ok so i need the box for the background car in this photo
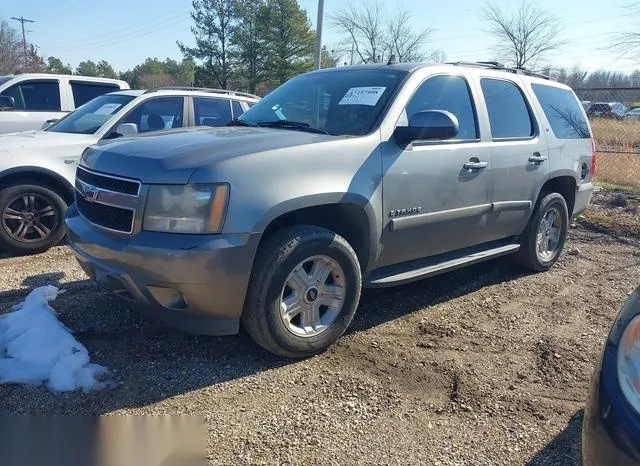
[0,86,259,255]
[0,74,129,134]
[587,102,627,119]
[625,107,640,121]
[583,286,640,466]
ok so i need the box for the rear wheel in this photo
[242,225,362,358]
[0,184,68,255]
[517,192,569,272]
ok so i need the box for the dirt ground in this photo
[0,192,639,465]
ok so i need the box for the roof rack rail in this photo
[144,86,260,99]
[446,61,553,81]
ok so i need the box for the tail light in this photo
[591,139,597,177]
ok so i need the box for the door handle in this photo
[463,160,488,170]
[528,152,548,164]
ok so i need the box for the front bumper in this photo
[65,203,260,336]
[573,182,593,217]
[583,349,640,465]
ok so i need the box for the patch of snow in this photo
[0,285,110,392]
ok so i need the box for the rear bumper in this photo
[65,203,260,336]
[573,182,593,217]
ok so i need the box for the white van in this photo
[0,74,129,134]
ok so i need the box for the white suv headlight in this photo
[143,184,229,234]
[618,313,640,414]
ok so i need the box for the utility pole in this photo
[11,16,35,69]
[314,0,325,70]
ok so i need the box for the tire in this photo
[516,192,569,272]
[242,225,362,358]
[0,183,68,255]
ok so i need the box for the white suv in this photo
[0,74,130,134]
[0,87,259,254]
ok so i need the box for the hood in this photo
[0,130,95,154]
[82,126,342,184]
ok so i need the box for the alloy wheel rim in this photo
[1,193,58,244]
[536,206,563,262]
[278,255,346,337]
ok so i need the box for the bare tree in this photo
[0,20,25,74]
[384,9,432,62]
[331,1,433,64]
[331,0,386,64]
[481,1,564,69]
[615,2,640,58]
[426,49,447,64]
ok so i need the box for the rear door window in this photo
[71,81,121,107]
[0,80,61,111]
[531,84,590,139]
[194,98,232,127]
[480,78,534,139]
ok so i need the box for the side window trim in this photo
[401,73,482,145]
[479,76,539,142]
[1,79,62,112]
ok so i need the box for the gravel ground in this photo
[1,198,639,465]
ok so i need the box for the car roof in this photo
[313,61,555,81]
[4,73,128,85]
[107,88,260,101]
[109,89,146,97]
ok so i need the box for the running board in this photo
[364,241,520,288]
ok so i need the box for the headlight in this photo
[618,313,640,414]
[143,184,229,234]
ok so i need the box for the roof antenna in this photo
[387,54,398,65]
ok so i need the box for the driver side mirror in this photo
[394,110,459,148]
[0,95,15,111]
[115,123,138,138]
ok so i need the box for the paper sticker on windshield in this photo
[338,87,386,106]
[94,103,123,115]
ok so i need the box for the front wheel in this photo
[0,184,68,255]
[517,192,569,272]
[242,225,362,358]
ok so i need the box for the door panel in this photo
[380,142,493,266]
[488,138,549,238]
[380,74,493,267]
[478,77,550,239]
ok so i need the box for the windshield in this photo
[238,69,408,136]
[0,76,12,86]
[48,94,135,134]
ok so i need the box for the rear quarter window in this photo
[531,84,590,139]
[71,81,121,107]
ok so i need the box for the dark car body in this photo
[583,287,640,465]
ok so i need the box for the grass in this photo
[591,118,640,148]
[594,181,640,193]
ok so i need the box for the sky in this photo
[0,0,636,73]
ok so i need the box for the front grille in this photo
[76,167,140,195]
[76,195,134,233]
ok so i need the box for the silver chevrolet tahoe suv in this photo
[65,62,595,358]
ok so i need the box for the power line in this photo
[11,16,35,69]
[44,8,191,51]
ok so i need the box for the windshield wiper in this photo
[226,118,259,127]
[257,120,330,135]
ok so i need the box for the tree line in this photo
[2,0,640,94]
